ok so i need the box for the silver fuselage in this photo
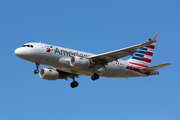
[15,42,157,78]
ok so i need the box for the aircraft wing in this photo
[89,32,160,63]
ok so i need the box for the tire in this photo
[34,70,39,74]
[91,75,96,81]
[70,81,79,88]
[94,73,99,79]
[70,82,75,88]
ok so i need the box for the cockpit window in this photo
[22,45,34,48]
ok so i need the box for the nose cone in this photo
[14,48,22,57]
[14,47,27,58]
[15,47,38,62]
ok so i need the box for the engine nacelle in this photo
[39,68,59,80]
[70,56,90,69]
[58,57,72,68]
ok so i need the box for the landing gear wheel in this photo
[34,63,40,74]
[91,73,99,81]
[91,76,96,81]
[70,81,79,88]
[34,70,39,74]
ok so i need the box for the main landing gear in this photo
[70,77,79,88]
[70,81,79,88]
[70,73,99,88]
[34,62,40,74]
[91,73,100,81]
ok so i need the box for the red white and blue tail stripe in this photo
[128,38,157,68]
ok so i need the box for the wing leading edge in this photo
[89,32,160,63]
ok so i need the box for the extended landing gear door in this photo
[39,42,45,54]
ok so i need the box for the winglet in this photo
[151,31,160,41]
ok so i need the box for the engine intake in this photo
[39,68,59,80]
[70,56,90,69]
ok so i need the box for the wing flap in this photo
[141,63,171,71]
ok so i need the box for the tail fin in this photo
[128,38,157,68]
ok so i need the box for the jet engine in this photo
[58,57,72,68]
[70,56,90,69]
[39,68,59,80]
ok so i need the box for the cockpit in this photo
[22,44,34,48]
[15,43,40,63]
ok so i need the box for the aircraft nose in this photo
[14,48,26,58]
[14,48,21,56]
[15,47,37,61]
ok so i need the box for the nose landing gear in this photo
[34,63,40,74]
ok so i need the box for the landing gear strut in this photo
[34,62,40,74]
[91,73,99,81]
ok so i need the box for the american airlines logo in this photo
[46,46,53,52]
[54,47,90,58]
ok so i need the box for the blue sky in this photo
[0,0,179,120]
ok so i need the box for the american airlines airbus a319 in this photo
[15,32,171,88]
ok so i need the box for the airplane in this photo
[14,31,171,88]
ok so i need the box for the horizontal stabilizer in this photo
[141,63,171,71]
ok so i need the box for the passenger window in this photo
[31,45,33,48]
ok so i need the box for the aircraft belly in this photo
[126,71,142,77]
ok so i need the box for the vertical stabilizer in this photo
[128,32,159,68]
